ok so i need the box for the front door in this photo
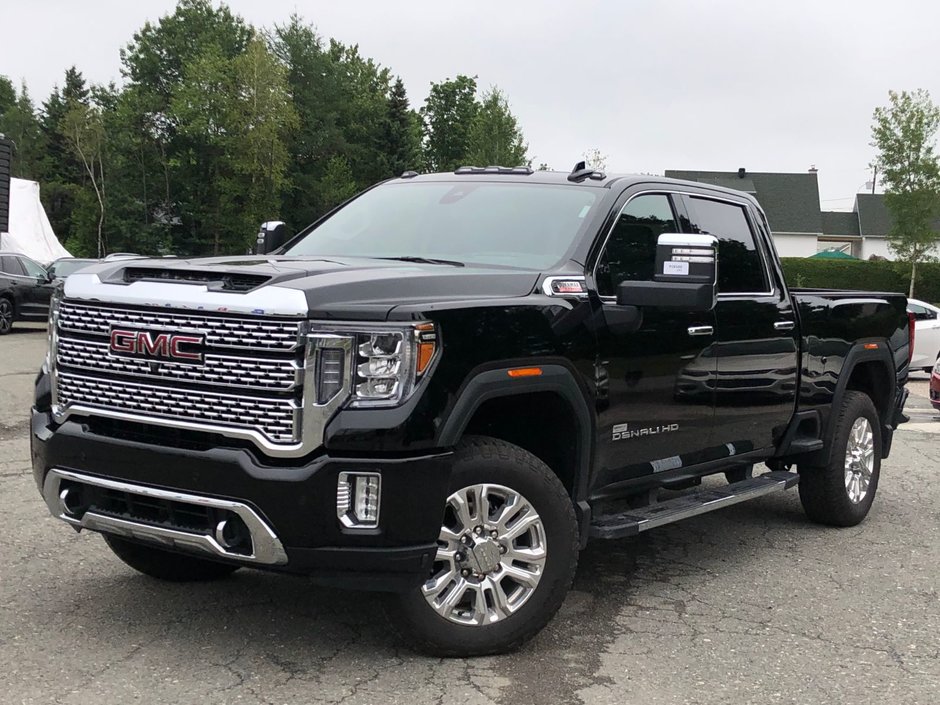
[588,191,718,493]
[682,195,799,457]
[16,255,53,318]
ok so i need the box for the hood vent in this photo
[123,268,270,292]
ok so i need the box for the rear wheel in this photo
[394,437,579,657]
[103,535,240,582]
[798,391,881,527]
[0,297,14,335]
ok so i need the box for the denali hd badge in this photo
[612,422,679,441]
[108,327,205,365]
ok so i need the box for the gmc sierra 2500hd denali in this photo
[32,164,912,656]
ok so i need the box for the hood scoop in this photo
[123,267,271,292]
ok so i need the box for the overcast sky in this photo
[2,0,938,210]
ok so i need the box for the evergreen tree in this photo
[0,81,44,178]
[384,77,422,175]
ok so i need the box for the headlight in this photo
[933,357,940,375]
[309,322,438,410]
[350,323,438,407]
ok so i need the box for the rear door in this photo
[0,255,30,318]
[587,190,718,493]
[681,195,799,457]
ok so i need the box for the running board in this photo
[590,471,800,540]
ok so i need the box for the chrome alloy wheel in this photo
[844,417,875,504]
[422,483,548,626]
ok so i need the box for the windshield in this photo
[50,259,95,278]
[284,181,600,269]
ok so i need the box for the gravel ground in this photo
[2,324,937,704]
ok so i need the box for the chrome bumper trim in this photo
[42,468,288,566]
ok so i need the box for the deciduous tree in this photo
[465,87,528,168]
[871,89,940,297]
[421,75,479,171]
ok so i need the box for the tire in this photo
[393,436,579,657]
[0,297,14,335]
[103,534,240,582]
[798,391,881,527]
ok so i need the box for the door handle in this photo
[774,320,795,331]
[687,325,714,336]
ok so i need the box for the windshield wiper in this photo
[377,256,465,267]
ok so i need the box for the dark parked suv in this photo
[0,252,54,334]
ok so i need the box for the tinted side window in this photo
[596,194,677,296]
[19,257,46,278]
[688,197,767,293]
[909,304,937,321]
[1,255,25,275]
[19,257,46,277]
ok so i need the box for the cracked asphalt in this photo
[2,323,938,704]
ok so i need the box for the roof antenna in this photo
[572,160,586,173]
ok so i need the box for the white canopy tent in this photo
[0,178,71,263]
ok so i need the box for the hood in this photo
[64,255,541,320]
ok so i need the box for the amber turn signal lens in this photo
[507,367,543,378]
[416,342,435,375]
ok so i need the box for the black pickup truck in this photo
[31,165,912,656]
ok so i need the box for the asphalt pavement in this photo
[2,324,938,704]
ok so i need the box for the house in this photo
[664,168,893,259]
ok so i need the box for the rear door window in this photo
[686,197,768,294]
[1,255,25,276]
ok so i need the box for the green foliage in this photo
[465,87,528,168]
[0,76,15,114]
[319,155,358,211]
[780,257,940,303]
[12,2,530,257]
[0,80,44,178]
[384,77,422,176]
[871,89,940,296]
[421,75,479,171]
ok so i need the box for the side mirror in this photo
[255,221,291,255]
[616,234,718,311]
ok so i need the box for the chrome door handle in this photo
[774,320,795,331]
[687,325,714,336]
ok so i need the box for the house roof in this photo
[854,193,892,237]
[665,169,822,234]
[821,211,860,237]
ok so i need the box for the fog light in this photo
[337,472,381,528]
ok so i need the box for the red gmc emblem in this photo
[109,328,205,365]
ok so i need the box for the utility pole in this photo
[871,166,877,194]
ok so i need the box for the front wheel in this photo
[798,391,881,527]
[393,437,579,657]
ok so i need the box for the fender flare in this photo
[438,364,594,504]
[811,341,897,465]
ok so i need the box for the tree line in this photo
[0,0,529,258]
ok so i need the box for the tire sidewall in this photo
[397,438,578,656]
[800,391,882,525]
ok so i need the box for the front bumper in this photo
[31,408,453,591]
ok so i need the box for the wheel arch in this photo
[813,342,896,465]
[438,364,594,506]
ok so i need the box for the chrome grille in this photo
[53,300,306,447]
[57,338,300,391]
[58,301,301,351]
[57,373,298,443]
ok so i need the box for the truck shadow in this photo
[33,491,813,703]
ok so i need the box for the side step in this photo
[590,471,800,540]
